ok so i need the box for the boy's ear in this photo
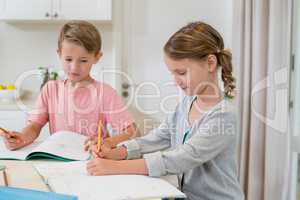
[94,51,103,63]
[56,49,61,57]
[207,54,217,73]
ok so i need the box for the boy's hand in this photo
[86,158,119,176]
[2,131,27,150]
[84,135,97,152]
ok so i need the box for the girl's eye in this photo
[65,58,72,62]
[178,72,186,75]
[81,60,88,63]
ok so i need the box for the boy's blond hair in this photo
[58,20,101,55]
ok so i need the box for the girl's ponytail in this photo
[217,49,235,98]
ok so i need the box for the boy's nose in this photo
[70,62,79,70]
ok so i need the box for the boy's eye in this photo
[178,71,186,75]
[81,60,88,63]
[65,58,72,62]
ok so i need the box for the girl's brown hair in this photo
[58,20,101,55]
[164,21,235,98]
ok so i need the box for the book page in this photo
[30,131,90,161]
[48,175,186,200]
[0,138,41,160]
[34,162,185,200]
[34,161,88,182]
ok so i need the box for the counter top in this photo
[0,90,38,111]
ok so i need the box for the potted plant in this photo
[38,67,59,90]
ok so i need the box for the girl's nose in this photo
[174,76,183,86]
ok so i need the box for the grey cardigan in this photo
[120,96,244,200]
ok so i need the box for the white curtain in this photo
[233,0,292,199]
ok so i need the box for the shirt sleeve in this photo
[143,112,237,177]
[27,83,50,126]
[104,88,134,134]
[119,108,178,159]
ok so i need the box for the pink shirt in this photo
[28,79,134,137]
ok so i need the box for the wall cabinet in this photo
[0,0,112,21]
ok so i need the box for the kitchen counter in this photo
[0,90,38,111]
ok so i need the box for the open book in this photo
[0,131,90,161]
[34,162,186,200]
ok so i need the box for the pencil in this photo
[3,170,8,186]
[0,127,9,134]
[97,120,102,152]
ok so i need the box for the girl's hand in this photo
[88,138,113,157]
[3,131,27,150]
[102,138,115,148]
[91,143,127,160]
[84,136,114,152]
[89,138,113,157]
[86,158,119,176]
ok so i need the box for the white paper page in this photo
[34,161,88,182]
[0,138,41,160]
[31,131,90,161]
[34,162,185,199]
[48,175,186,200]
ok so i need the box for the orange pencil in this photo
[97,120,102,152]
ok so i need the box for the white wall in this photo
[124,0,233,83]
[120,0,233,123]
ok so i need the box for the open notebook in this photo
[0,131,90,161]
[34,162,186,200]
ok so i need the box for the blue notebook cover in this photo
[0,186,78,200]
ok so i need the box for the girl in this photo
[2,20,137,152]
[87,21,244,200]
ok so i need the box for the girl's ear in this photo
[207,54,218,73]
